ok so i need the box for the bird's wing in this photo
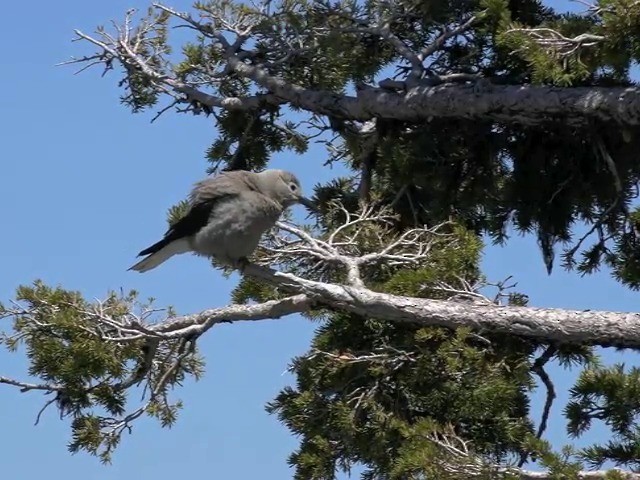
[137,171,255,257]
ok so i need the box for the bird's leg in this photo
[217,255,250,272]
[232,256,250,273]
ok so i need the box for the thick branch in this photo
[68,8,640,126]
[209,54,640,125]
[155,294,311,337]
[353,83,640,125]
[240,264,640,349]
[171,73,640,125]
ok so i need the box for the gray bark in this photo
[72,19,640,127]
[153,264,640,349]
[204,57,640,124]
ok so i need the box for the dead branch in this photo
[505,27,604,58]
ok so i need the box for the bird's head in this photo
[256,169,316,211]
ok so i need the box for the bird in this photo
[128,169,315,273]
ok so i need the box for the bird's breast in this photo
[192,194,282,260]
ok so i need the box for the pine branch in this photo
[65,5,640,126]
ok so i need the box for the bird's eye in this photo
[289,183,298,192]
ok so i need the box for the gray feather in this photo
[129,169,314,272]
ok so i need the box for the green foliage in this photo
[566,364,640,469]
[206,110,308,173]
[606,207,640,289]
[263,224,542,479]
[522,438,585,479]
[385,225,483,298]
[268,316,536,478]
[0,281,204,463]
[167,199,191,226]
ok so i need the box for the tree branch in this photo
[532,346,557,440]
[0,376,62,393]
[420,15,478,61]
[240,263,640,348]
[159,211,640,349]
[155,294,311,338]
[5,213,640,351]
[66,7,640,126]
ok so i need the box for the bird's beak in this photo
[298,196,319,213]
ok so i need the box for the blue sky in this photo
[0,0,638,478]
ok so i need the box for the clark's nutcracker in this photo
[129,169,314,272]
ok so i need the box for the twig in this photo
[34,397,58,426]
[519,345,557,467]
[532,345,557,439]
[505,27,604,58]
[565,134,629,262]
[0,376,62,393]
[420,15,478,61]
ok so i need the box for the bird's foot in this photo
[233,257,250,273]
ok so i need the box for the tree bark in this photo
[168,72,640,126]
[72,12,640,127]
[154,264,640,349]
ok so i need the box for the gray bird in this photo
[129,169,314,273]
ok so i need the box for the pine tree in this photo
[3,1,640,477]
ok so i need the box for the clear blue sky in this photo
[0,1,637,478]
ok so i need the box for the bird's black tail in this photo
[129,237,191,272]
[138,237,172,257]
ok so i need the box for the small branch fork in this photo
[505,27,604,59]
[532,346,558,440]
[61,5,284,119]
[517,345,558,467]
[259,202,451,288]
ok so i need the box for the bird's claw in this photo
[234,257,249,273]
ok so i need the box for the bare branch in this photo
[420,15,478,61]
[261,206,452,288]
[0,376,62,393]
[156,294,311,338]
[532,346,557,440]
[514,470,640,479]
[505,27,605,58]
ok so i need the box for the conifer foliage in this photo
[3,1,640,478]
